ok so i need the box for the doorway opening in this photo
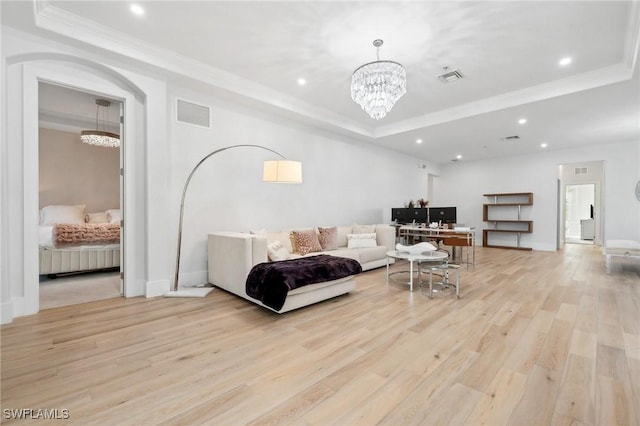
[38,82,124,309]
[565,183,595,245]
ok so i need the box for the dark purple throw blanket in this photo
[246,255,362,311]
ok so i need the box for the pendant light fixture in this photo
[80,99,120,148]
[351,39,407,120]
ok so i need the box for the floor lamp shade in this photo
[263,160,302,183]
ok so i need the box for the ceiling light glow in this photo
[456,154,462,159]
[297,78,306,86]
[540,143,548,148]
[130,4,145,16]
[559,57,572,66]
[518,118,527,124]
[416,139,423,144]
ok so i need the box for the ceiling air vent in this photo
[501,135,520,141]
[176,99,210,128]
[574,167,588,175]
[437,67,464,84]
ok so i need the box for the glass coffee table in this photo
[386,250,448,291]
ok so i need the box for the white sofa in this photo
[207,225,396,313]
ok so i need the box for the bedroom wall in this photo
[39,128,120,214]
[432,139,640,251]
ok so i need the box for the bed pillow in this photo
[106,209,121,224]
[85,212,110,224]
[291,229,322,255]
[40,204,86,225]
[317,226,338,251]
[347,232,377,249]
[267,240,290,261]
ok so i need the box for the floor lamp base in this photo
[164,287,214,298]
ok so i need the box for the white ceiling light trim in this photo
[351,39,406,120]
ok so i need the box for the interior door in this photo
[119,101,125,295]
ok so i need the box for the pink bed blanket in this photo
[53,223,120,248]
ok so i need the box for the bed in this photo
[39,205,121,276]
[604,239,640,272]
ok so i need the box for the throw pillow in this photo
[353,224,376,234]
[291,229,322,255]
[317,226,338,250]
[346,232,377,249]
[267,240,290,261]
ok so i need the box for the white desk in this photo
[386,250,448,291]
[397,226,475,268]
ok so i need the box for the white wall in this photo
[433,140,640,251]
[168,86,430,285]
[39,128,120,213]
[1,26,430,321]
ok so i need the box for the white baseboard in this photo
[145,279,170,298]
[1,300,14,324]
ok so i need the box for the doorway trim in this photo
[21,61,139,315]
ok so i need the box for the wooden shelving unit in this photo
[482,192,533,250]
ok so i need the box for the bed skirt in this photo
[39,247,120,275]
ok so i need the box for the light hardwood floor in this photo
[2,245,639,425]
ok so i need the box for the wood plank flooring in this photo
[2,244,639,425]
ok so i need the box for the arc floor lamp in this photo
[165,144,302,297]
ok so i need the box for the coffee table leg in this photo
[409,260,414,292]
[386,256,390,284]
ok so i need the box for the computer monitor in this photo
[428,207,457,224]
[408,208,428,223]
[391,208,407,223]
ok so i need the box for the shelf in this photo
[485,220,533,233]
[482,192,533,250]
[483,192,533,205]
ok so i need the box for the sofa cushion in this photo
[357,246,389,264]
[326,249,360,262]
[266,231,294,253]
[336,226,352,247]
[347,233,377,249]
[291,229,323,255]
[267,240,290,261]
[317,226,338,250]
[353,223,376,234]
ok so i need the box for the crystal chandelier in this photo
[81,99,120,148]
[351,39,406,120]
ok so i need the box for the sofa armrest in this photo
[376,225,396,252]
[208,232,268,295]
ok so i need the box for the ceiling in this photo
[3,1,639,163]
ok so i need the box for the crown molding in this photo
[32,1,373,138]
[374,63,634,138]
[623,0,640,71]
[39,108,119,134]
[32,0,639,141]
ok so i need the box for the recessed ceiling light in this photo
[130,4,145,16]
[297,78,306,86]
[540,143,548,148]
[518,118,527,125]
[559,57,572,67]
[416,138,423,144]
[456,154,462,159]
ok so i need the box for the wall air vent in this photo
[437,67,464,83]
[574,167,588,175]
[176,99,211,128]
